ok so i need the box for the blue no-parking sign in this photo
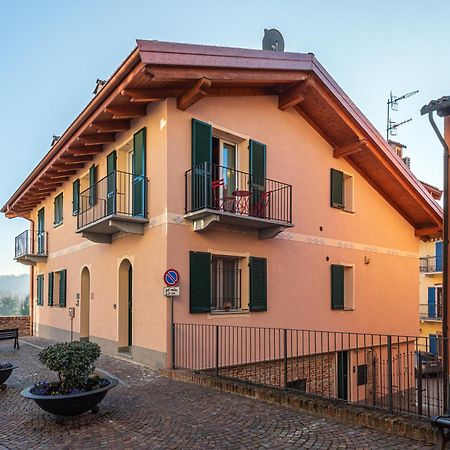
[164,269,180,286]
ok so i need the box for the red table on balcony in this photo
[232,190,251,215]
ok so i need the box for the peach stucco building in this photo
[2,41,443,390]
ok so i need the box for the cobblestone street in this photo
[0,338,433,450]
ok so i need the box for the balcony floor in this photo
[15,253,47,266]
[77,214,149,243]
[184,208,293,239]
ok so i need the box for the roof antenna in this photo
[386,90,419,140]
[262,29,284,52]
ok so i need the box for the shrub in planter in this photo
[21,340,117,420]
[36,341,101,394]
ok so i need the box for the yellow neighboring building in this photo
[419,181,443,354]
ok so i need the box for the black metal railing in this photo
[420,303,443,320]
[420,256,443,273]
[77,170,148,229]
[185,162,292,224]
[15,230,47,259]
[212,268,242,312]
[173,323,446,418]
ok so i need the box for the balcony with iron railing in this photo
[14,230,48,265]
[185,162,293,239]
[420,256,443,274]
[420,303,443,321]
[76,170,149,244]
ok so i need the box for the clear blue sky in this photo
[0,0,448,275]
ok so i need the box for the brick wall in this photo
[219,352,336,396]
[0,316,31,336]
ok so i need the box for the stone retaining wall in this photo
[0,316,31,336]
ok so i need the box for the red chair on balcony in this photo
[212,179,226,210]
[253,190,272,219]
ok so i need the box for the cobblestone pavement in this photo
[0,337,433,450]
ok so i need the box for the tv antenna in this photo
[262,29,284,52]
[386,90,418,140]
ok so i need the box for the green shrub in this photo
[39,341,101,390]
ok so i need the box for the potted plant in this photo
[21,341,117,423]
[0,362,17,390]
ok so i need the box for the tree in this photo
[19,295,30,316]
[0,295,19,316]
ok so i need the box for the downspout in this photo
[427,111,449,412]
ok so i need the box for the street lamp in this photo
[421,96,450,412]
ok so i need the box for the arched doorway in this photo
[118,259,133,351]
[80,267,90,341]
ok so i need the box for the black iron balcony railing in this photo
[420,303,443,320]
[77,170,148,230]
[420,256,443,273]
[15,230,48,259]
[185,162,292,225]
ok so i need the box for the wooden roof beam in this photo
[415,226,442,237]
[90,120,131,132]
[47,169,76,176]
[104,105,147,119]
[278,82,306,111]
[121,88,179,102]
[77,133,115,145]
[68,145,103,155]
[333,139,367,158]
[59,154,93,163]
[177,78,212,111]
[53,162,85,171]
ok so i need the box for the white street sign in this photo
[163,287,180,297]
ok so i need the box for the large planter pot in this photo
[0,366,16,390]
[21,376,118,421]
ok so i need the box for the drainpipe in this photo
[422,106,449,412]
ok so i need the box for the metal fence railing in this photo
[77,170,148,229]
[420,303,443,320]
[14,229,47,258]
[173,323,446,418]
[185,162,292,225]
[420,256,443,273]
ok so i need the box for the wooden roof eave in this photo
[1,46,142,215]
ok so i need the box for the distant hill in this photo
[0,274,29,299]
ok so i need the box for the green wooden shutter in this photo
[54,194,63,225]
[190,251,211,313]
[249,257,267,311]
[191,119,212,210]
[48,272,54,306]
[107,151,117,215]
[59,269,67,307]
[331,264,345,309]
[330,169,344,208]
[37,274,44,306]
[249,140,267,215]
[72,179,80,215]
[89,165,97,207]
[132,128,146,216]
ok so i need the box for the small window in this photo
[286,379,306,392]
[331,264,354,310]
[330,169,354,212]
[357,364,368,386]
[49,270,67,307]
[212,256,241,311]
[54,193,64,226]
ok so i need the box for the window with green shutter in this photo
[330,169,344,209]
[73,179,80,215]
[48,272,54,306]
[190,251,212,313]
[331,264,345,309]
[89,165,97,207]
[59,269,67,307]
[132,128,147,217]
[37,274,44,306]
[249,257,267,311]
[54,193,63,226]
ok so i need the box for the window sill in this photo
[208,309,250,318]
[53,222,63,228]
